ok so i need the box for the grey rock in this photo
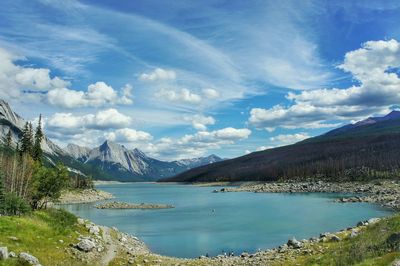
[330,234,341,242]
[287,238,303,249]
[9,251,16,258]
[76,239,96,252]
[0,247,8,260]
[392,259,400,266]
[19,252,40,265]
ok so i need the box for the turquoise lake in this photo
[62,183,391,258]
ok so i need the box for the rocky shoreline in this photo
[214,180,400,210]
[95,201,174,209]
[69,215,387,265]
[58,189,114,204]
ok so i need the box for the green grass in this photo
[293,215,400,266]
[0,209,86,266]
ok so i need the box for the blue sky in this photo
[1,0,400,160]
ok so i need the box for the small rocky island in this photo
[96,201,174,209]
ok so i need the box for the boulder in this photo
[287,238,302,249]
[19,252,40,265]
[89,225,100,235]
[9,251,16,258]
[76,239,96,252]
[367,218,380,224]
[0,247,8,260]
[392,259,400,266]
[330,234,341,242]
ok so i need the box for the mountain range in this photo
[0,99,222,181]
[162,110,400,182]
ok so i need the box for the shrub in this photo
[37,208,77,233]
[3,192,31,216]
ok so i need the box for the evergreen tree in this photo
[21,122,33,154]
[0,172,5,214]
[32,115,43,162]
[5,129,12,148]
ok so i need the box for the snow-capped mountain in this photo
[0,99,65,156]
[65,140,223,181]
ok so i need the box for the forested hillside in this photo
[163,113,400,183]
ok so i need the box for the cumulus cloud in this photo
[0,46,133,108]
[139,68,176,81]
[155,88,202,103]
[142,127,251,160]
[249,39,400,130]
[48,82,134,108]
[202,88,220,99]
[185,114,215,131]
[105,128,153,142]
[47,108,131,133]
[269,132,310,145]
[0,47,70,100]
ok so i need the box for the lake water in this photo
[62,183,391,258]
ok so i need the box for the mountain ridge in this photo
[0,99,223,182]
[64,140,224,181]
[162,110,400,183]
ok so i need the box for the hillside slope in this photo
[163,112,400,182]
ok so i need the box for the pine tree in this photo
[32,115,43,162]
[21,122,33,154]
[0,172,5,214]
[5,129,12,148]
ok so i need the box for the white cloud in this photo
[0,47,70,100]
[155,88,202,103]
[269,132,310,145]
[185,115,215,131]
[139,68,176,81]
[249,39,400,130]
[47,108,131,132]
[141,127,251,160]
[105,128,153,142]
[47,82,134,108]
[202,88,220,99]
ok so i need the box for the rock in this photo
[0,247,8,260]
[330,234,341,242]
[76,239,96,252]
[287,238,302,249]
[89,225,100,235]
[278,244,288,253]
[59,240,64,243]
[120,236,128,243]
[357,221,367,227]
[367,218,380,224]
[241,252,249,258]
[392,259,400,266]
[8,236,18,241]
[19,252,40,265]
[9,251,16,258]
[77,218,85,225]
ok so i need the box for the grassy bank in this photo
[0,209,86,266]
[1,209,400,265]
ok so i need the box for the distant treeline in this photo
[164,133,400,183]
